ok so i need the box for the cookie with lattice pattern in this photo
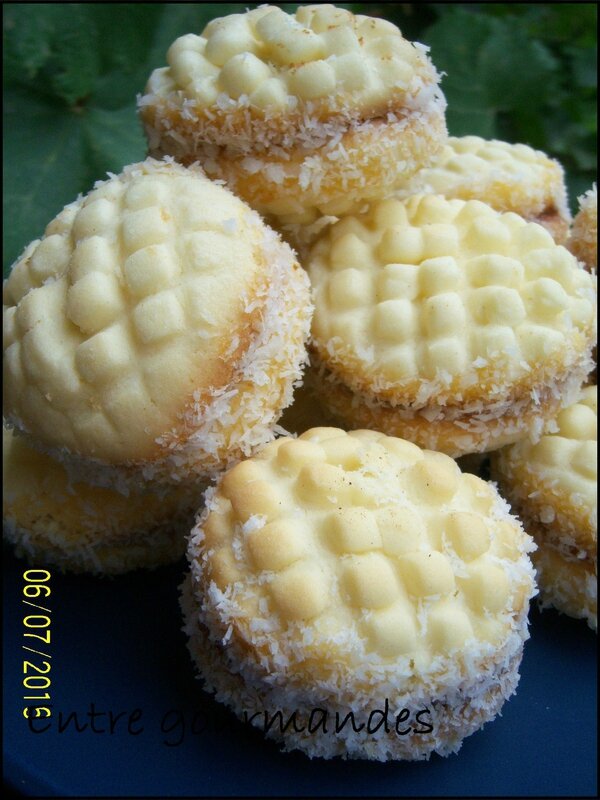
[3,159,311,491]
[3,426,200,574]
[307,194,597,456]
[139,4,447,221]
[491,385,597,630]
[183,427,536,760]
[393,136,571,244]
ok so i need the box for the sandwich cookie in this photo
[183,427,536,760]
[3,158,312,492]
[3,426,200,574]
[393,136,571,244]
[306,194,597,456]
[139,4,447,223]
[491,385,597,630]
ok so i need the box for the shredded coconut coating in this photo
[3,158,312,492]
[2,426,200,575]
[305,194,596,455]
[532,539,596,631]
[491,385,597,630]
[182,574,524,760]
[308,352,595,457]
[138,4,447,217]
[569,184,597,271]
[183,428,536,759]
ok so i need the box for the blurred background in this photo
[3,2,597,269]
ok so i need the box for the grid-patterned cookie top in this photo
[569,185,597,270]
[190,428,536,690]
[2,425,196,543]
[395,136,569,221]
[493,385,597,548]
[141,4,438,125]
[3,159,281,463]
[308,194,597,405]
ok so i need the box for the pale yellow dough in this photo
[277,135,571,255]
[491,385,597,630]
[139,4,447,219]
[307,194,597,456]
[393,136,571,244]
[3,158,312,490]
[184,427,536,760]
[3,426,200,574]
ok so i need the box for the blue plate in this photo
[3,546,597,797]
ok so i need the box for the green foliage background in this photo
[3,2,597,274]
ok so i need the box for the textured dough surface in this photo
[138,4,447,218]
[3,158,312,486]
[3,426,200,574]
[492,385,597,551]
[185,427,536,758]
[569,185,597,270]
[308,194,596,409]
[393,136,571,244]
[182,573,523,760]
[491,386,597,629]
[140,4,441,136]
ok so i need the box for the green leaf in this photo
[3,4,101,105]
[81,106,146,188]
[446,107,497,140]
[3,87,85,270]
[3,92,146,273]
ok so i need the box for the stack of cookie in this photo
[3,158,311,573]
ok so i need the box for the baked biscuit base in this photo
[183,428,537,759]
[308,350,595,457]
[307,195,597,457]
[4,159,312,492]
[3,427,200,575]
[491,385,597,629]
[569,185,597,271]
[139,5,447,219]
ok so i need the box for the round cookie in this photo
[393,136,571,244]
[183,427,537,761]
[139,4,447,221]
[307,194,597,457]
[491,385,597,630]
[3,426,200,575]
[569,185,597,271]
[278,135,571,256]
[3,158,311,492]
